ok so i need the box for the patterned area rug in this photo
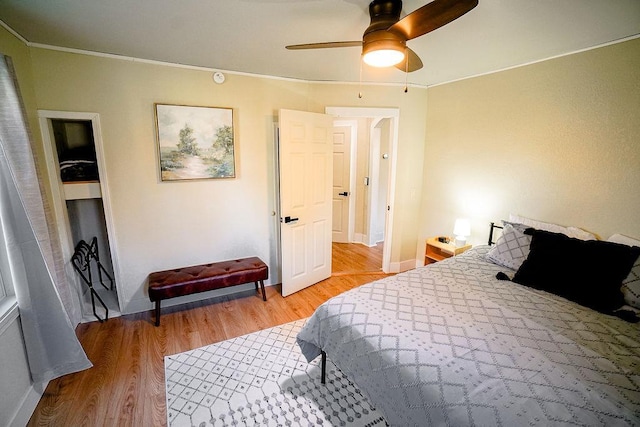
[164,319,386,426]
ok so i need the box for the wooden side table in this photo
[424,237,472,265]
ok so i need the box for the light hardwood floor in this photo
[28,243,390,426]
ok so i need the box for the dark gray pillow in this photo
[512,229,640,313]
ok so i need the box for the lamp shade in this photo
[453,218,471,246]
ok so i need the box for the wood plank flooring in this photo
[28,243,390,426]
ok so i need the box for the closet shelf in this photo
[63,181,101,200]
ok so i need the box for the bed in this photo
[296,219,640,426]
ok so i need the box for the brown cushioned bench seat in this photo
[148,257,268,326]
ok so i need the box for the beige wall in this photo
[419,38,640,253]
[24,46,428,313]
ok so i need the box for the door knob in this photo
[282,216,299,223]
[338,192,349,196]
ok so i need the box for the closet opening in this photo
[39,111,121,322]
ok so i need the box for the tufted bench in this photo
[148,257,268,326]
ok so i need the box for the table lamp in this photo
[453,218,471,247]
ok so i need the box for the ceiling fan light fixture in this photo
[363,48,405,67]
[287,0,479,74]
[362,37,405,68]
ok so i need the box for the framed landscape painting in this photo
[155,104,235,181]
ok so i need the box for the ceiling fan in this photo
[286,0,479,72]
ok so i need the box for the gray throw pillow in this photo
[486,222,532,270]
[621,256,640,309]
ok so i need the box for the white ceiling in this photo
[1,0,639,87]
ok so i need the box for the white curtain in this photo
[0,54,91,386]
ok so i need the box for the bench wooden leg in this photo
[155,300,161,327]
[259,280,266,301]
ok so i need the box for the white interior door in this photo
[332,125,351,243]
[279,109,333,297]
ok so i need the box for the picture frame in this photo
[155,103,235,181]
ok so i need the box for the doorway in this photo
[276,107,399,297]
[326,107,399,274]
[38,110,122,322]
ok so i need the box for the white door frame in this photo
[38,110,123,311]
[325,107,399,274]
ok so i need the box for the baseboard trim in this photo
[350,234,379,248]
[352,233,365,245]
[10,382,46,427]
[389,258,416,273]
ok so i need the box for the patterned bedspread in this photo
[297,246,640,426]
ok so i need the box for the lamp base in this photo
[455,236,467,247]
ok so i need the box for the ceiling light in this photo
[362,34,406,68]
[363,49,405,67]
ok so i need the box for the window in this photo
[0,225,19,327]
[0,266,19,329]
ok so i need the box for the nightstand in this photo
[424,237,472,265]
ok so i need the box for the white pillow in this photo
[607,234,640,310]
[486,222,532,271]
[607,233,640,247]
[508,213,597,241]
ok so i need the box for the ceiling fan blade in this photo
[394,47,423,72]
[389,0,478,41]
[286,41,362,50]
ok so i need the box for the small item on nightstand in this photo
[437,236,450,244]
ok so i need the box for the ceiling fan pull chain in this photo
[358,59,363,99]
[404,47,409,93]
